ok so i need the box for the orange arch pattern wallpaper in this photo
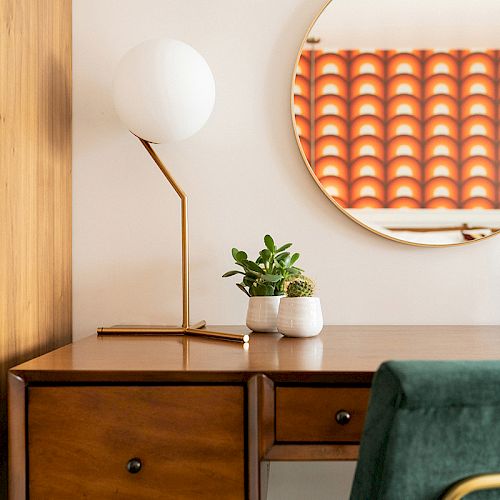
[294,50,500,209]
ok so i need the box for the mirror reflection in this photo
[292,0,500,245]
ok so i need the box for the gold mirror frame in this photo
[290,0,500,247]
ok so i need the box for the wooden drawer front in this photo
[276,387,370,442]
[28,386,244,499]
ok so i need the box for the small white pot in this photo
[277,297,323,338]
[246,296,281,332]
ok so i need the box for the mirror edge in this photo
[289,0,500,248]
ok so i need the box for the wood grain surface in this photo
[12,326,500,383]
[0,0,72,496]
[275,387,370,442]
[28,386,244,499]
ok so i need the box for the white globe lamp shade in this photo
[112,38,215,143]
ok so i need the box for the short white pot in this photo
[277,297,323,338]
[246,296,281,332]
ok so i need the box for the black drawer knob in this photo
[335,410,351,425]
[127,458,142,474]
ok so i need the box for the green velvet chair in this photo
[350,361,500,500]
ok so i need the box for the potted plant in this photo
[223,235,302,332]
[277,277,323,337]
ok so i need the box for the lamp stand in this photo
[97,137,249,343]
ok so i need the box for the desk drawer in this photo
[275,387,370,442]
[28,386,244,499]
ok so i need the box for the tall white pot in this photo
[246,296,281,332]
[277,297,323,337]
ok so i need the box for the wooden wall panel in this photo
[0,0,72,496]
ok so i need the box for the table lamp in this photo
[98,38,249,343]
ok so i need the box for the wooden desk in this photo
[9,325,500,499]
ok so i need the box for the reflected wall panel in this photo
[293,49,500,209]
[422,51,459,208]
[459,51,498,208]
[387,51,423,208]
[349,51,385,208]
[315,51,350,207]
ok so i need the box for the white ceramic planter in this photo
[277,297,323,337]
[246,296,281,332]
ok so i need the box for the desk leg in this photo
[260,461,270,500]
[248,375,274,500]
[8,373,27,500]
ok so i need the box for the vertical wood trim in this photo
[248,375,275,500]
[0,1,72,496]
[8,374,26,500]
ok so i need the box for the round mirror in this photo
[292,0,500,246]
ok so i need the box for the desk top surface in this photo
[11,326,500,383]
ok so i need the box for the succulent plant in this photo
[222,234,303,297]
[286,276,315,298]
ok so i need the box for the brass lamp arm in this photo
[139,139,186,199]
[139,138,190,329]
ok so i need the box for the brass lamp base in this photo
[97,321,250,343]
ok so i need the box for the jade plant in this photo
[222,234,302,297]
[286,276,315,297]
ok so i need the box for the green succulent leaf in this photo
[263,273,281,283]
[222,270,243,278]
[276,252,290,261]
[235,250,248,262]
[243,276,256,287]
[252,283,275,296]
[243,260,263,274]
[260,249,272,261]
[264,234,275,252]
[236,283,251,297]
[231,248,240,261]
[290,253,300,266]
[246,270,263,278]
[276,243,292,252]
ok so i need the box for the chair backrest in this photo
[350,361,500,500]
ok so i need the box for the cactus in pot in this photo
[277,276,323,338]
[286,277,315,298]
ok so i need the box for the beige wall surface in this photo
[73,0,500,497]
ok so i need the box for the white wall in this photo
[73,0,500,498]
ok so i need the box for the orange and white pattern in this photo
[294,50,500,209]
